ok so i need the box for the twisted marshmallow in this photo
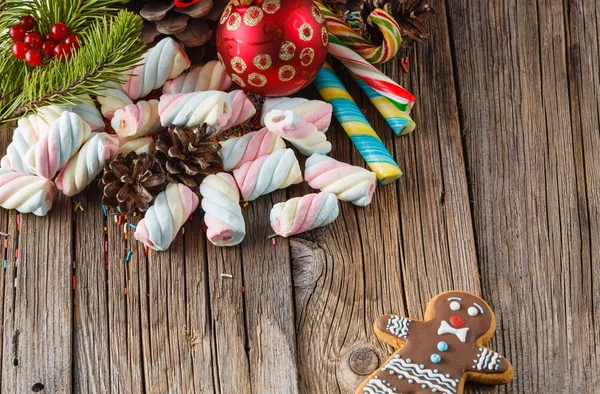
[1,125,43,174]
[159,91,232,129]
[262,97,333,133]
[0,168,55,216]
[270,192,339,237]
[233,149,303,202]
[118,137,155,155]
[25,112,92,179]
[97,82,134,119]
[305,154,377,207]
[217,90,257,132]
[68,95,105,132]
[163,60,232,94]
[122,37,191,100]
[219,128,286,172]
[55,133,119,196]
[112,100,162,138]
[264,110,331,156]
[134,183,199,251]
[200,173,246,247]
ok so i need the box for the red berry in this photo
[25,49,42,67]
[50,22,69,41]
[24,32,43,49]
[64,33,80,49]
[54,43,71,60]
[12,42,28,59]
[42,39,57,57]
[20,16,36,31]
[45,33,53,40]
[8,24,26,41]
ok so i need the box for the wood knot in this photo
[31,383,44,392]
[290,239,325,288]
[348,347,379,376]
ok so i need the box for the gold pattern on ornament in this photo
[253,54,272,70]
[231,74,246,88]
[231,56,247,73]
[312,5,324,24]
[300,48,315,67]
[220,4,233,24]
[226,12,241,31]
[278,65,295,82]
[248,73,267,87]
[262,0,281,14]
[244,6,264,27]
[299,23,314,42]
[279,41,296,61]
[321,26,329,46]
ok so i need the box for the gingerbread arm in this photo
[465,346,513,382]
[374,314,423,344]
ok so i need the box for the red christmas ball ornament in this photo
[216,0,329,97]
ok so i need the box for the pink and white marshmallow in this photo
[219,128,286,172]
[122,37,191,100]
[305,154,377,207]
[217,90,257,132]
[112,100,163,138]
[159,91,232,129]
[233,149,303,202]
[200,173,246,247]
[270,192,339,237]
[0,168,55,216]
[1,125,44,175]
[135,183,199,251]
[262,97,333,133]
[25,111,92,179]
[163,60,232,94]
[118,137,156,155]
[97,82,134,119]
[55,133,119,196]
[264,110,331,156]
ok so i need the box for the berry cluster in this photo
[9,16,80,67]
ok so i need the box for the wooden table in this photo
[1,0,598,392]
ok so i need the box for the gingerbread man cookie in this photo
[357,291,513,394]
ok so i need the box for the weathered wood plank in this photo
[0,126,18,391]
[144,214,216,393]
[1,194,73,393]
[106,208,144,393]
[565,0,600,386]
[448,0,597,391]
[73,188,110,393]
[242,191,299,393]
[207,242,251,393]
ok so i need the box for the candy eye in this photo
[450,301,461,311]
[468,306,478,316]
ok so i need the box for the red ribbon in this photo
[174,0,201,7]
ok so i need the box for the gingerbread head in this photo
[356,291,513,394]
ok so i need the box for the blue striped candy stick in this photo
[313,62,402,185]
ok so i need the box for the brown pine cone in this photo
[360,0,435,48]
[100,152,167,215]
[130,0,229,63]
[155,125,222,188]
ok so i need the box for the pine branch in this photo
[0,10,145,124]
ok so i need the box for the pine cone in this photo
[100,152,167,215]
[360,0,435,48]
[155,125,222,188]
[130,0,229,63]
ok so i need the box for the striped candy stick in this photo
[352,72,416,136]
[315,2,401,64]
[328,34,416,115]
[313,62,402,185]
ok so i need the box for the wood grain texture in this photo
[447,0,599,391]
